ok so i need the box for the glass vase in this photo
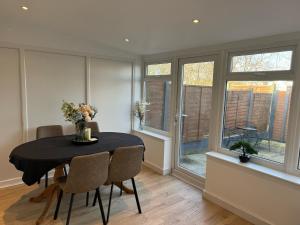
[75,121,87,141]
[139,119,143,130]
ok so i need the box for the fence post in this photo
[281,91,290,142]
[269,91,278,141]
[162,81,170,131]
[197,87,203,140]
[247,90,254,127]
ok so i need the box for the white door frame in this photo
[172,54,220,188]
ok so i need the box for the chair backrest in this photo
[108,145,144,183]
[86,121,100,133]
[36,125,63,139]
[64,152,110,193]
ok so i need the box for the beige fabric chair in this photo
[86,121,100,133]
[37,125,63,139]
[104,145,144,222]
[54,152,110,225]
[36,125,64,188]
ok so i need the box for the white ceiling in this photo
[1,0,300,55]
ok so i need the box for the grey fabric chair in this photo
[54,152,110,225]
[37,125,63,139]
[36,125,64,188]
[86,121,100,133]
[93,145,144,222]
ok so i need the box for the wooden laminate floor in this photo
[0,167,252,225]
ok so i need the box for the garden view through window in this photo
[179,61,214,177]
[222,81,293,163]
[231,50,293,72]
[144,80,171,131]
[146,63,171,76]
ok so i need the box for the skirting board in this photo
[203,190,271,225]
[172,169,205,190]
[0,171,55,189]
[0,177,24,189]
[142,160,171,175]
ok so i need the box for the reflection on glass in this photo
[231,51,293,72]
[222,81,293,164]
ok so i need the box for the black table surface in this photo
[9,132,144,186]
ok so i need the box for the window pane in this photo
[231,51,293,72]
[144,80,171,131]
[146,63,171,76]
[222,81,293,164]
[179,61,214,177]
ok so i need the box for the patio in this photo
[180,139,285,177]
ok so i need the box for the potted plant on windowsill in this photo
[230,141,258,163]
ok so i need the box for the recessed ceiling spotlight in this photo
[124,38,130,43]
[21,6,29,11]
[193,19,200,24]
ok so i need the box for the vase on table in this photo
[139,119,144,130]
[75,120,87,141]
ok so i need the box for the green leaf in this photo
[229,141,258,155]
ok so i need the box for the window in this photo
[144,80,171,131]
[222,47,295,166]
[143,62,172,132]
[231,50,293,73]
[222,81,293,163]
[146,63,171,76]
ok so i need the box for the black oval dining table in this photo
[9,132,144,225]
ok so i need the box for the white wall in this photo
[0,45,139,187]
[90,58,132,133]
[133,130,172,175]
[26,51,86,140]
[204,152,300,225]
[0,48,23,182]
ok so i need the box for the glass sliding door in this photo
[175,56,216,177]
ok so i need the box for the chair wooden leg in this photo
[54,189,63,220]
[45,172,48,188]
[66,193,75,225]
[120,182,123,196]
[107,183,114,223]
[92,190,98,207]
[131,178,142,214]
[86,192,89,207]
[96,188,106,225]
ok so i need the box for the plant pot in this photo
[239,154,250,163]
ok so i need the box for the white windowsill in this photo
[207,151,300,186]
[132,128,171,141]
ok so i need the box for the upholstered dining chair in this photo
[86,121,100,132]
[36,125,64,188]
[94,145,144,223]
[54,152,110,225]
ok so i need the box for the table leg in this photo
[114,181,134,194]
[29,165,65,224]
[36,185,59,225]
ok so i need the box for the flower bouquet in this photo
[61,101,97,141]
[135,101,149,130]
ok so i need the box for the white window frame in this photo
[228,46,296,76]
[142,60,173,135]
[217,45,300,174]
